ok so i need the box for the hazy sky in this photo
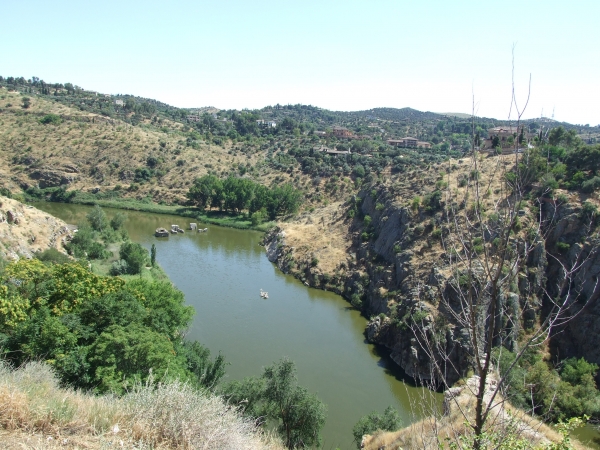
[2,0,598,124]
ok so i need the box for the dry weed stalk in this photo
[0,361,284,450]
[405,53,599,449]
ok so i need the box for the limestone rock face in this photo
[541,202,600,384]
[0,196,72,260]
[265,228,285,263]
[30,167,77,188]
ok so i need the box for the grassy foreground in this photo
[0,361,284,450]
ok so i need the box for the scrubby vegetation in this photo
[0,361,284,449]
[495,349,600,422]
[352,406,402,448]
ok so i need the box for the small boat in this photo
[171,225,184,234]
[155,227,169,237]
[260,289,269,299]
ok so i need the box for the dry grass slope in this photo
[0,89,342,209]
[0,361,284,450]
[0,91,264,204]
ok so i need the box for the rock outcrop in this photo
[360,374,588,450]
[30,166,78,188]
[0,196,72,260]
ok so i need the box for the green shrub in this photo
[87,241,109,259]
[119,241,148,274]
[423,190,442,211]
[582,177,600,193]
[352,406,402,448]
[110,212,127,230]
[556,242,571,254]
[34,248,71,265]
[39,114,62,125]
[65,225,95,258]
[542,173,559,194]
[110,259,129,275]
[581,201,598,220]
[411,196,420,211]
[87,205,109,232]
[350,294,363,309]
[410,309,429,325]
[250,210,266,226]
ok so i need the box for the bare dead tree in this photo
[407,50,600,449]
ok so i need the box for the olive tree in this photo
[222,358,326,449]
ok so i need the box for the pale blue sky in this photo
[2,1,598,124]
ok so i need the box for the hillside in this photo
[265,146,600,447]
[0,90,267,205]
[361,375,590,450]
[2,76,599,220]
[3,75,600,447]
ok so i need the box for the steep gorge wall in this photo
[265,184,600,386]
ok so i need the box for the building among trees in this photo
[386,137,432,148]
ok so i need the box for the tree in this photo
[150,244,156,267]
[87,205,109,232]
[21,96,31,109]
[222,358,326,449]
[89,323,182,394]
[181,341,227,390]
[491,135,500,148]
[39,114,61,125]
[262,359,326,449]
[110,211,127,230]
[187,174,218,210]
[119,242,148,275]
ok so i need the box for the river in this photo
[35,202,439,449]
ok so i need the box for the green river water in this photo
[33,202,600,449]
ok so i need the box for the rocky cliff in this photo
[265,166,600,386]
[0,196,72,261]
